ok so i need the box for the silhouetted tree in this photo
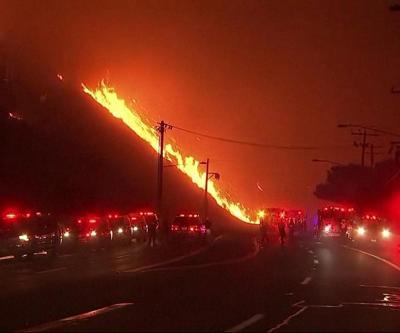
[315,160,400,214]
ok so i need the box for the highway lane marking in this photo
[309,304,343,308]
[19,303,133,332]
[58,254,74,258]
[123,235,223,273]
[342,245,400,273]
[35,267,67,274]
[360,284,400,290]
[292,300,305,307]
[293,300,343,309]
[343,301,400,309]
[140,244,260,273]
[225,313,264,332]
[115,244,147,259]
[267,304,308,333]
[0,255,14,261]
[301,276,312,285]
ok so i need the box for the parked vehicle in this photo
[107,214,133,245]
[128,212,158,242]
[73,216,112,249]
[0,211,62,259]
[170,214,207,240]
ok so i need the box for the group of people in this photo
[259,218,288,247]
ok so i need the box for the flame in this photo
[82,81,257,224]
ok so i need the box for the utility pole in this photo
[350,129,379,167]
[200,159,220,225]
[361,129,367,167]
[370,143,375,168]
[390,141,400,165]
[156,121,171,231]
[370,144,374,168]
[204,158,210,225]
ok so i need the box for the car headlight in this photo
[133,226,139,232]
[19,234,29,241]
[90,230,97,237]
[324,225,331,233]
[118,228,123,234]
[357,226,366,236]
[382,228,390,238]
[63,231,70,238]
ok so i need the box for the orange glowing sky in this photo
[2,0,400,212]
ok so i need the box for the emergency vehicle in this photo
[317,206,356,238]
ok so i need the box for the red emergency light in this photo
[4,213,17,220]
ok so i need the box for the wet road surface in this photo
[1,230,399,332]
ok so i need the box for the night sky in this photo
[2,0,400,211]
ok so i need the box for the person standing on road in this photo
[147,216,158,248]
[278,220,286,245]
[259,218,269,246]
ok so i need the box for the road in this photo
[0,229,399,332]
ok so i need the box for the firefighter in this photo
[278,220,286,245]
[259,218,269,247]
[147,217,158,247]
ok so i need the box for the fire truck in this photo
[348,214,391,243]
[317,206,356,238]
[284,209,306,238]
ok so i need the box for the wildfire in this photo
[82,81,257,224]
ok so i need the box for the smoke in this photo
[2,0,400,212]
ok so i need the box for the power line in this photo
[168,124,353,151]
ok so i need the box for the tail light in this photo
[5,213,17,220]
[171,224,179,231]
[86,230,97,237]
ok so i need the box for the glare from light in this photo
[90,230,97,237]
[357,226,366,236]
[63,231,70,238]
[118,228,123,234]
[19,234,29,241]
[324,225,331,233]
[133,226,139,232]
[257,210,266,218]
[382,229,390,238]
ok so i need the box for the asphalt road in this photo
[1,230,399,332]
